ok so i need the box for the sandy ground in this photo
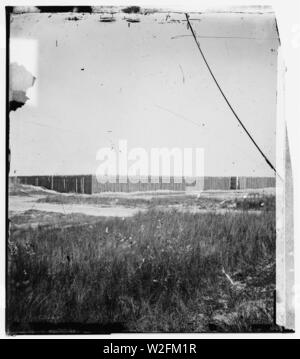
[8,184,274,219]
[9,195,143,217]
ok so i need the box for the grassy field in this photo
[38,191,275,211]
[7,203,276,333]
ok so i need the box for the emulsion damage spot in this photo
[9,63,36,112]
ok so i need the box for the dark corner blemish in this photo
[99,15,116,23]
[37,6,92,13]
[66,16,81,22]
[122,6,141,14]
[126,18,141,24]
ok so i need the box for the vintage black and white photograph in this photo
[6,3,295,335]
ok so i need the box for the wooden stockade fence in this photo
[91,176,186,193]
[13,175,93,194]
[11,175,275,194]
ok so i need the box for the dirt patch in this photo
[9,196,143,218]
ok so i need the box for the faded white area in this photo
[9,11,278,177]
[10,38,38,106]
[276,47,294,330]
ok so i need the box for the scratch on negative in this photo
[179,64,185,84]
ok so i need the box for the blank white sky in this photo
[9,10,279,176]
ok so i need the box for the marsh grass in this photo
[37,192,274,211]
[7,209,276,333]
[234,195,275,211]
[38,194,151,207]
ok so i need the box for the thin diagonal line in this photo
[185,13,281,180]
